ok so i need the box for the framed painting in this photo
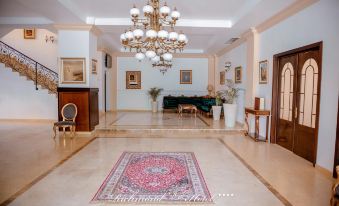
[91,59,98,74]
[259,60,268,84]
[220,71,225,85]
[126,71,141,89]
[180,70,192,84]
[234,66,242,84]
[24,29,35,39]
[60,58,86,84]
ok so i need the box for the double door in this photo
[276,45,322,164]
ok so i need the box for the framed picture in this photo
[234,66,242,84]
[24,29,35,39]
[91,59,98,74]
[60,58,86,84]
[220,71,225,85]
[126,71,141,89]
[259,60,268,84]
[180,70,192,84]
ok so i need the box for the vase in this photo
[223,103,237,127]
[212,106,222,121]
[151,101,158,113]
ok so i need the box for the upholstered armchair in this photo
[53,103,78,138]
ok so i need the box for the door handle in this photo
[294,107,298,119]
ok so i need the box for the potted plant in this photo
[148,87,163,113]
[219,80,239,127]
[212,94,223,121]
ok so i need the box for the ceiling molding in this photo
[216,0,318,57]
[53,24,103,36]
[256,0,318,33]
[113,52,209,58]
[0,17,53,25]
[90,17,232,28]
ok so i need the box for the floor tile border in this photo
[0,137,97,206]
[218,138,293,206]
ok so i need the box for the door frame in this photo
[270,41,323,165]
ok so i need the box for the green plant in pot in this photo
[148,87,163,113]
[212,94,223,121]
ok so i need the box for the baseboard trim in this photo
[315,164,333,179]
[117,109,152,112]
[0,119,56,123]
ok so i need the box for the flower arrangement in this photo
[215,94,223,106]
[148,87,163,102]
[217,79,240,104]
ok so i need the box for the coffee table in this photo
[178,104,197,117]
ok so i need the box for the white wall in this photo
[117,57,209,110]
[1,29,58,72]
[0,63,57,119]
[58,30,90,88]
[217,43,247,123]
[257,0,339,171]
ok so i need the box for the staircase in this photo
[0,41,58,94]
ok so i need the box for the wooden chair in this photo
[53,103,77,138]
[331,166,339,206]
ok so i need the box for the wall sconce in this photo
[225,61,231,73]
[45,35,55,43]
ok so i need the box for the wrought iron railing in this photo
[0,40,58,93]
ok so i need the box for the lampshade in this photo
[120,33,126,41]
[151,55,160,62]
[135,52,145,61]
[169,32,178,41]
[143,4,154,14]
[146,50,156,59]
[171,8,180,20]
[163,53,173,61]
[130,6,140,17]
[133,29,144,39]
[125,31,134,40]
[178,34,187,43]
[160,5,170,16]
[207,84,214,91]
[158,30,169,39]
[146,30,157,39]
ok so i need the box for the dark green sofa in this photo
[163,96,216,115]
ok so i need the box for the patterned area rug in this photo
[92,152,212,204]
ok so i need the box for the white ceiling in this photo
[0,0,299,54]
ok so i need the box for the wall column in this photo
[244,28,259,107]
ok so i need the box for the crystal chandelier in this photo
[120,0,188,71]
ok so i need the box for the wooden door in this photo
[273,42,322,164]
[294,50,321,162]
[276,55,298,151]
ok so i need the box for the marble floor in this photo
[0,113,334,206]
[0,120,95,205]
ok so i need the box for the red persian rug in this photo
[92,152,212,204]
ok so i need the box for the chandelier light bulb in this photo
[178,33,187,43]
[130,5,140,17]
[143,4,154,15]
[163,53,173,61]
[120,33,127,42]
[146,30,157,39]
[133,29,144,39]
[151,55,160,62]
[125,30,134,40]
[135,52,145,61]
[169,32,178,41]
[158,30,169,39]
[160,3,170,17]
[146,50,156,59]
[171,8,180,20]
